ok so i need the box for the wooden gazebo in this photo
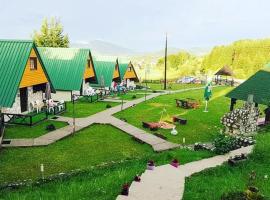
[215,65,234,85]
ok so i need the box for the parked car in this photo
[176,76,194,84]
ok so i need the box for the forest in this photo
[153,38,270,80]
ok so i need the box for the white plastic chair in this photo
[58,100,65,111]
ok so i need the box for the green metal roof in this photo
[0,40,53,108]
[226,70,270,105]
[91,56,117,87]
[38,47,90,91]
[118,60,129,81]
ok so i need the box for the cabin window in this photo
[87,59,91,68]
[33,83,46,93]
[128,67,132,72]
[30,57,37,70]
[115,65,118,70]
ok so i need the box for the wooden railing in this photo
[3,102,67,127]
[3,110,48,126]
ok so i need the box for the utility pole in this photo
[72,92,75,135]
[164,33,168,90]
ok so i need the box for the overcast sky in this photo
[0,0,269,51]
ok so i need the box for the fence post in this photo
[30,116,33,126]
[0,110,3,137]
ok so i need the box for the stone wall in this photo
[221,101,259,135]
[1,86,43,114]
[82,80,90,95]
[27,87,43,112]
[52,90,80,102]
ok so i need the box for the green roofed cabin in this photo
[37,47,97,101]
[118,59,139,89]
[0,40,54,114]
[90,56,120,88]
[226,69,270,111]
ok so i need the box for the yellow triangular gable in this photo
[113,63,120,79]
[84,55,96,79]
[124,63,137,79]
[20,48,48,88]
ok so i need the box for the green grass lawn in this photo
[0,124,152,184]
[115,87,235,144]
[108,91,148,101]
[0,124,213,200]
[146,83,203,91]
[8,111,48,125]
[183,129,270,200]
[3,120,68,139]
[62,100,119,118]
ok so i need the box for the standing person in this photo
[204,81,212,112]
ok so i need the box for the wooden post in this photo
[0,107,3,138]
[72,92,75,135]
[164,33,167,90]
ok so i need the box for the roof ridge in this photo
[0,39,33,43]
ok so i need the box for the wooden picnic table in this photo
[175,98,199,109]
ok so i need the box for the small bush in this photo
[221,191,246,200]
[106,104,112,108]
[213,134,237,154]
[46,124,56,132]
[213,134,255,154]
[132,95,137,99]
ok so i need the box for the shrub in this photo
[46,124,56,131]
[132,95,137,99]
[213,134,237,154]
[221,191,246,200]
[213,134,255,154]
[106,104,112,108]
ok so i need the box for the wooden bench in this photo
[142,122,160,131]
[172,116,187,125]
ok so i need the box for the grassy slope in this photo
[0,124,152,184]
[0,147,213,200]
[4,120,68,139]
[183,130,270,199]
[62,101,119,118]
[115,87,233,144]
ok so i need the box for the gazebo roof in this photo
[226,69,270,105]
[215,65,233,76]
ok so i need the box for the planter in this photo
[121,184,129,196]
[147,160,155,170]
[170,159,179,168]
[134,175,141,182]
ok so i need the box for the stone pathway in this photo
[2,87,203,151]
[116,145,253,200]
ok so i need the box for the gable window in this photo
[87,59,91,68]
[30,57,37,70]
[115,65,118,71]
[128,66,132,72]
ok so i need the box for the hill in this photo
[202,38,270,79]
[71,40,137,56]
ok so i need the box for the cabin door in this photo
[20,87,28,113]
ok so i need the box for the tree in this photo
[33,17,69,47]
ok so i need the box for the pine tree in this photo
[33,17,69,48]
